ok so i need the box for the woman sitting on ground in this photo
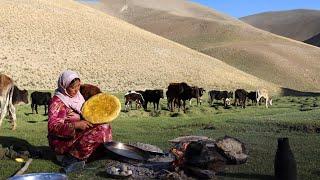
[47,70,112,171]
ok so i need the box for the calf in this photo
[31,91,51,114]
[140,89,164,111]
[257,89,272,108]
[0,74,28,130]
[208,90,233,108]
[189,86,205,106]
[80,84,102,101]
[234,89,248,108]
[247,91,257,105]
[124,91,144,111]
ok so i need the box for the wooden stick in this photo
[15,158,33,176]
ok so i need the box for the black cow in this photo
[247,91,257,105]
[208,90,233,108]
[31,91,51,114]
[234,89,248,108]
[139,89,164,111]
[167,82,193,113]
[189,86,206,106]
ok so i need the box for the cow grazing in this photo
[80,84,102,101]
[139,89,164,111]
[124,91,144,111]
[234,89,248,108]
[167,82,193,113]
[0,74,28,130]
[31,91,51,114]
[189,86,205,106]
[257,89,272,108]
[208,90,233,108]
[247,91,257,105]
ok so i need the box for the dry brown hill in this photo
[240,9,320,42]
[0,0,279,93]
[83,0,320,91]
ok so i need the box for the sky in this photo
[191,0,320,18]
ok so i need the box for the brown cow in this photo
[167,82,192,113]
[124,91,145,111]
[80,84,102,101]
[234,89,248,108]
[0,74,28,130]
[189,86,205,106]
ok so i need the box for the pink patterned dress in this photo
[48,96,112,160]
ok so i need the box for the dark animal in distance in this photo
[167,82,193,113]
[234,89,248,108]
[0,74,28,130]
[208,90,233,108]
[189,86,205,106]
[274,138,297,180]
[139,89,164,111]
[31,91,51,115]
[247,91,257,105]
[80,84,102,101]
[124,91,144,111]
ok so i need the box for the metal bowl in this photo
[8,173,67,180]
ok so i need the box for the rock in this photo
[215,136,248,165]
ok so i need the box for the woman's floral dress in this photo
[48,96,112,160]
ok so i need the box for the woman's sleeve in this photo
[48,96,76,138]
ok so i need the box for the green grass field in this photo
[0,94,320,179]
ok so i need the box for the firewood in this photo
[14,158,33,176]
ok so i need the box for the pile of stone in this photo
[103,136,248,179]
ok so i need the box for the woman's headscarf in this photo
[55,70,85,114]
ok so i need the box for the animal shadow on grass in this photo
[210,102,231,110]
[24,112,48,116]
[26,119,48,123]
[27,120,38,123]
[222,172,274,180]
[24,113,33,116]
[0,136,56,162]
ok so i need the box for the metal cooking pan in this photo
[104,141,150,161]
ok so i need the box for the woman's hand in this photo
[74,120,93,130]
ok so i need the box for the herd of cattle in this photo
[0,74,272,130]
[124,82,272,112]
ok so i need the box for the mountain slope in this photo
[304,33,320,47]
[83,1,320,91]
[0,0,279,92]
[240,9,320,42]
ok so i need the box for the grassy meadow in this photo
[0,93,320,179]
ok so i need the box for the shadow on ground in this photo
[0,136,55,161]
[281,88,320,97]
[223,172,274,180]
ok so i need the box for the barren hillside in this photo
[0,0,279,93]
[240,9,320,42]
[84,0,320,91]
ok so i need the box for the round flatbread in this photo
[82,93,121,124]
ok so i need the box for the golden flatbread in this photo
[82,93,121,124]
